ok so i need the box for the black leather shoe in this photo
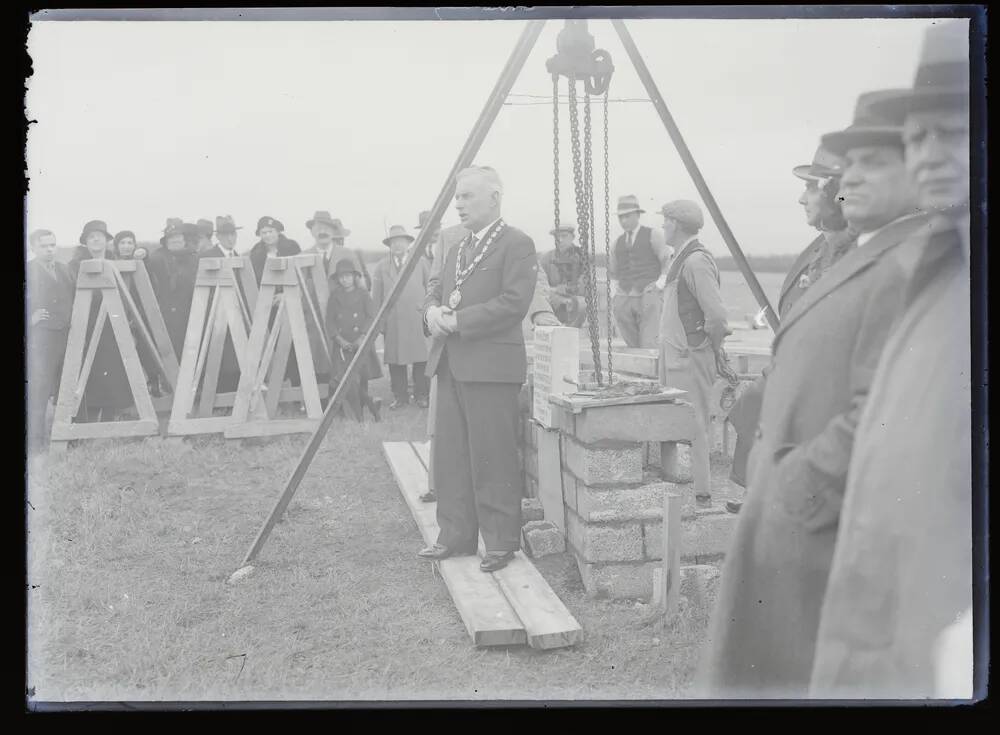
[480,551,515,573]
[419,490,436,503]
[725,500,743,514]
[417,543,453,560]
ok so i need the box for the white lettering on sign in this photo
[532,326,580,428]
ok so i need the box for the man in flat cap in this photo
[811,20,975,700]
[539,224,586,327]
[657,199,730,506]
[608,194,672,348]
[699,88,927,698]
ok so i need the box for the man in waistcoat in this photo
[608,194,672,347]
[657,200,730,505]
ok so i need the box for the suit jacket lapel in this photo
[778,234,826,312]
[774,215,929,346]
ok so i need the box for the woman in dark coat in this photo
[325,258,382,422]
[73,220,134,421]
[248,216,301,284]
[145,219,201,360]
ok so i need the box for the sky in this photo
[25,15,945,257]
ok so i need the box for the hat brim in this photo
[792,164,841,182]
[79,229,112,245]
[383,235,416,247]
[214,227,242,234]
[820,126,903,156]
[867,87,971,125]
[617,208,645,216]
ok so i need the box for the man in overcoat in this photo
[419,166,538,573]
[809,21,975,699]
[199,215,244,392]
[372,225,430,409]
[27,229,74,453]
[698,89,928,698]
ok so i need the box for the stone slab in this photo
[571,401,697,444]
[565,508,644,563]
[643,512,738,563]
[522,521,566,559]
[561,436,644,486]
[574,556,659,600]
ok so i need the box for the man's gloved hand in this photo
[439,310,458,335]
[133,247,148,260]
[654,274,667,291]
[426,305,450,339]
[532,311,561,328]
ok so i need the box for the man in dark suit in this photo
[419,165,538,573]
[199,215,244,393]
[26,229,75,453]
[698,89,927,698]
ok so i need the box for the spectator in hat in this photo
[68,219,115,280]
[68,220,134,421]
[302,211,364,279]
[201,215,242,259]
[195,219,215,253]
[26,228,74,453]
[146,218,201,359]
[699,89,927,699]
[726,146,856,508]
[248,216,301,284]
[372,225,430,409]
[608,194,672,347]
[810,20,975,700]
[657,199,730,507]
[539,224,586,327]
[416,210,441,261]
[325,258,382,422]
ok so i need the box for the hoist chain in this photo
[566,77,603,385]
[552,74,560,249]
[602,88,614,384]
[584,92,602,382]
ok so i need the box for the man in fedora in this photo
[608,194,672,348]
[373,225,430,409]
[699,89,928,698]
[657,200,730,506]
[302,211,363,279]
[202,215,242,259]
[727,146,855,509]
[26,228,74,454]
[539,224,586,327]
[419,166,538,573]
[810,20,975,700]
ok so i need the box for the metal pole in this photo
[611,20,780,333]
[239,19,548,567]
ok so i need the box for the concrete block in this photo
[645,441,661,467]
[645,512,738,563]
[575,557,658,601]
[521,497,544,523]
[572,401,697,444]
[561,470,577,511]
[561,436,643,485]
[679,564,722,608]
[576,481,674,523]
[522,520,566,559]
[565,509,644,562]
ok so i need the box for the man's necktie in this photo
[461,236,477,271]
[626,230,633,249]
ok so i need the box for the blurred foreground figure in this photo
[698,88,927,698]
[810,21,974,700]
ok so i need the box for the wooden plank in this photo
[283,288,323,417]
[166,416,234,436]
[223,418,322,439]
[383,442,527,648]
[130,261,180,388]
[51,419,159,441]
[549,387,688,413]
[168,285,211,426]
[659,492,683,616]
[407,441,581,651]
[73,298,108,399]
[492,553,584,650]
[103,288,159,424]
[197,301,229,417]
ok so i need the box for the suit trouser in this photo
[27,328,69,452]
[432,352,523,553]
[613,290,662,348]
[389,362,428,402]
[662,342,715,498]
[726,375,765,488]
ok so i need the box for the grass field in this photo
[26,376,738,703]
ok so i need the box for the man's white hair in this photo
[456,165,504,196]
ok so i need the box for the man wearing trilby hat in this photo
[539,224,586,328]
[372,224,430,409]
[198,216,244,392]
[607,194,672,348]
[727,145,856,507]
[699,86,930,698]
[810,19,975,700]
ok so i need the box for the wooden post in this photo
[115,259,180,391]
[659,491,682,615]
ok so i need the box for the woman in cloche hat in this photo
[248,216,301,284]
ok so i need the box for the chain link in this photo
[584,92,602,382]
[567,78,603,385]
[552,74,560,249]
[603,88,614,384]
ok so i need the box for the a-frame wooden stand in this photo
[224,254,333,440]
[114,259,181,412]
[50,260,164,449]
[165,256,259,437]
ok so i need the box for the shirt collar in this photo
[674,234,698,255]
[856,212,922,247]
[471,217,501,241]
